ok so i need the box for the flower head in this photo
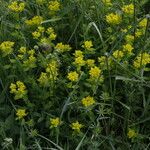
[8,1,25,12]
[10,81,28,100]
[55,43,71,53]
[25,16,43,26]
[127,129,137,139]
[50,117,61,128]
[16,109,27,120]
[82,40,93,51]
[106,13,122,25]
[81,96,95,107]
[133,52,150,69]
[67,71,79,82]
[71,121,83,132]
[89,66,101,78]
[122,4,134,15]
[0,41,14,57]
[123,43,134,54]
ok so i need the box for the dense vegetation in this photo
[0,0,150,149]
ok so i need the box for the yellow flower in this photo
[55,42,72,53]
[125,35,134,43]
[48,0,60,12]
[106,13,122,25]
[86,59,95,67]
[123,43,134,54]
[50,117,61,128]
[0,41,14,56]
[81,96,95,107]
[67,71,79,82]
[25,16,43,26]
[10,81,28,100]
[135,29,143,38]
[49,33,57,40]
[46,27,55,34]
[122,4,134,15]
[139,18,147,28]
[102,0,112,6]
[127,129,137,139]
[89,66,101,78]
[133,52,150,69]
[74,50,83,58]
[37,26,45,33]
[8,1,25,12]
[38,72,49,86]
[74,56,85,66]
[82,40,93,51]
[32,31,41,39]
[71,121,83,132]
[46,61,58,81]
[19,47,27,54]
[16,109,27,120]
[113,50,124,59]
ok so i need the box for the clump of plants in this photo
[0,0,150,149]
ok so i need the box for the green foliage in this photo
[0,0,150,149]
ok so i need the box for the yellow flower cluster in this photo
[46,27,57,41]
[123,43,134,54]
[55,42,72,53]
[71,121,83,132]
[38,60,58,86]
[16,109,27,120]
[106,13,122,25]
[81,96,95,107]
[46,60,58,79]
[125,34,134,43]
[32,26,45,39]
[67,71,79,82]
[17,47,27,60]
[139,18,147,28]
[74,50,85,67]
[25,16,43,26]
[50,117,61,128]
[102,0,112,6]
[133,52,150,69]
[8,1,25,12]
[122,4,134,15]
[10,81,28,100]
[0,41,14,57]
[22,49,37,71]
[86,59,95,67]
[82,40,94,51]
[38,72,49,87]
[89,66,101,78]
[127,129,137,139]
[48,0,60,13]
[113,50,124,60]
